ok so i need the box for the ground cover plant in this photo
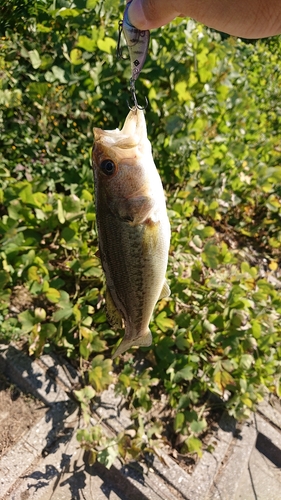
[1,0,281,468]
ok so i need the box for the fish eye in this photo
[100,159,116,176]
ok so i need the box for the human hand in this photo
[126,0,281,39]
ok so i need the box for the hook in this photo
[117,20,126,59]
[117,20,124,59]
[126,78,148,111]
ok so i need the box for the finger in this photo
[127,0,180,30]
[125,0,281,38]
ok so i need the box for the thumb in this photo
[126,0,180,30]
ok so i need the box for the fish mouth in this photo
[93,108,148,149]
[120,108,147,144]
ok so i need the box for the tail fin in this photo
[112,329,152,359]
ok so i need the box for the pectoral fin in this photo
[112,329,152,359]
[158,280,171,300]
[105,287,123,330]
[110,196,155,225]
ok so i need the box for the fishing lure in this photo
[117,1,150,109]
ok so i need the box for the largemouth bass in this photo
[92,108,170,358]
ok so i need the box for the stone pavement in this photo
[0,343,280,500]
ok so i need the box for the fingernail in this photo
[127,0,148,30]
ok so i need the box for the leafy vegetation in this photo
[1,0,281,468]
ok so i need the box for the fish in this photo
[92,108,170,358]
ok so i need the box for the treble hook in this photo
[127,78,148,111]
[117,20,126,60]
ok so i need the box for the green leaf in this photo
[239,354,254,370]
[51,66,68,83]
[0,271,10,289]
[155,311,175,332]
[82,385,96,400]
[74,385,96,403]
[83,266,102,278]
[36,23,52,33]
[98,444,119,469]
[175,331,190,351]
[27,266,41,282]
[174,412,185,432]
[91,336,107,353]
[28,49,41,69]
[52,305,73,322]
[165,115,184,134]
[80,340,92,360]
[251,320,261,339]
[18,310,35,333]
[32,192,47,207]
[203,319,216,334]
[57,8,80,17]
[190,418,207,434]
[88,355,113,392]
[175,81,191,103]
[28,82,49,99]
[76,35,96,52]
[221,360,235,372]
[70,48,84,65]
[202,243,220,269]
[46,288,61,303]
[63,195,81,214]
[40,323,57,338]
[214,370,236,392]
[57,199,65,224]
[80,258,100,270]
[97,37,116,54]
[195,225,216,239]
[185,436,203,457]
[18,186,47,207]
[61,227,76,242]
[174,366,194,383]
[86,0,98,8]
[40,54,53,70]
[104,0,120,8]
[92,310,107,324]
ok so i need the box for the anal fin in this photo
[158,280,171,300]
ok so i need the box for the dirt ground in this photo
[0,372,45,459]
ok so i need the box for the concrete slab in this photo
[7,411,126,500]
[1,344,281,500]
[234,414,281,500]
[0,346,182,500]
[39,352,79,391]
[178,414,236,500]
[255,413,281,460]
[206,420,258,500]
[0,345,68,405]
[94,385,195,498]
[258,394,281,431]
[235,446,281,500]
[0,400,76,499]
